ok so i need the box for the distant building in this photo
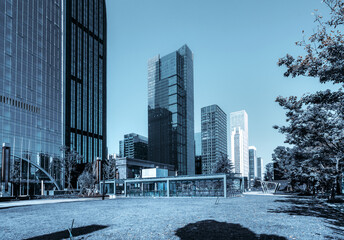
[249,146,257,184]
[148,45,195,175]
[195,132,202,174]
[119,140,124,158]
[195,156,202,174]
[257,157,263,179]
[230,110,249,177]
[195,132,202,156]
[123,133,148,160]
[201,105,227,174]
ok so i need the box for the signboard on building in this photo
[142,168,168,178]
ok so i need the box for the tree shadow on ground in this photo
[270,197,344,236]
[175,220,287,240]
[24,224,108,240]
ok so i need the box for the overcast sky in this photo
[106,0,336,168]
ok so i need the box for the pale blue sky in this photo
[106,0,335,168]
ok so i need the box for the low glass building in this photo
[123,174,243,198]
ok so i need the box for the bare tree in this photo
[59,146,83,190]
[103,156,116,180]
[10,157,21,196]
[78,163,96,195]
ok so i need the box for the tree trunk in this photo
[336,173,342,195]
[331,181,336,200]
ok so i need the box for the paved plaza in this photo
[0,194,343,240]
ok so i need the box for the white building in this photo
[230,110,249,177]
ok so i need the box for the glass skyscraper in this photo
[65,0,107,164]
[201,104,227,174]
[148,45,195,175]
[230,110,249,177]
[249,146,257,183]
[0,0,64,193]
[194,132,201,156]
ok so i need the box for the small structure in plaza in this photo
[101,174,243,198]
[105,174,244,197]
[124,174,243,198]
[115,157,175,180]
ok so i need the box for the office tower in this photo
[0,1,64,193]
[257,157,263,179]
[123,133,148,160]
[249,146,257,183]
[201,105,227,174]
[194,132,201,156]
[65,0,107,164]
[148,45,195,175]
[119,140,124,157]
[230,110,249,177]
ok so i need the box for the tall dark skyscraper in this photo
[249,146,257,183]
[0,0,64,193]
[148,45,195,175]
[65,0,107,164]
[201,104,227,174]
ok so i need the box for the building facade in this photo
[201,105,227,174]
[123,133,148,160]
[194,132,201,156]
[119,140,124,158]
[148,45,195,175]
[115,157,175,180]
[248,146,257,184]
[0,0,64,194]
[230,110,249,177]
[64,0,107,164]
[257,157,263,179]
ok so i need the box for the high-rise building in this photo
[0,0,64,193]
[119,140,124,158]
[123,133,148,160]
[257,157,263,179]
[0,0,107,194]
[230,110,249,177]
[148,45,195,175]
[249,146,257,183]
[65,0,107,164]
[194,132,201,156]
[201,105,227,174]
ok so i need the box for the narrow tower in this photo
[148,45,195,175]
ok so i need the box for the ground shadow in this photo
[270,196,344,236]
[175,220,287,240]
[24,224,108,240]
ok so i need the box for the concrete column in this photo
[167,180,170,197]
[124,181,127,197]
[224,176,227,198]
[41,180,44,195]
